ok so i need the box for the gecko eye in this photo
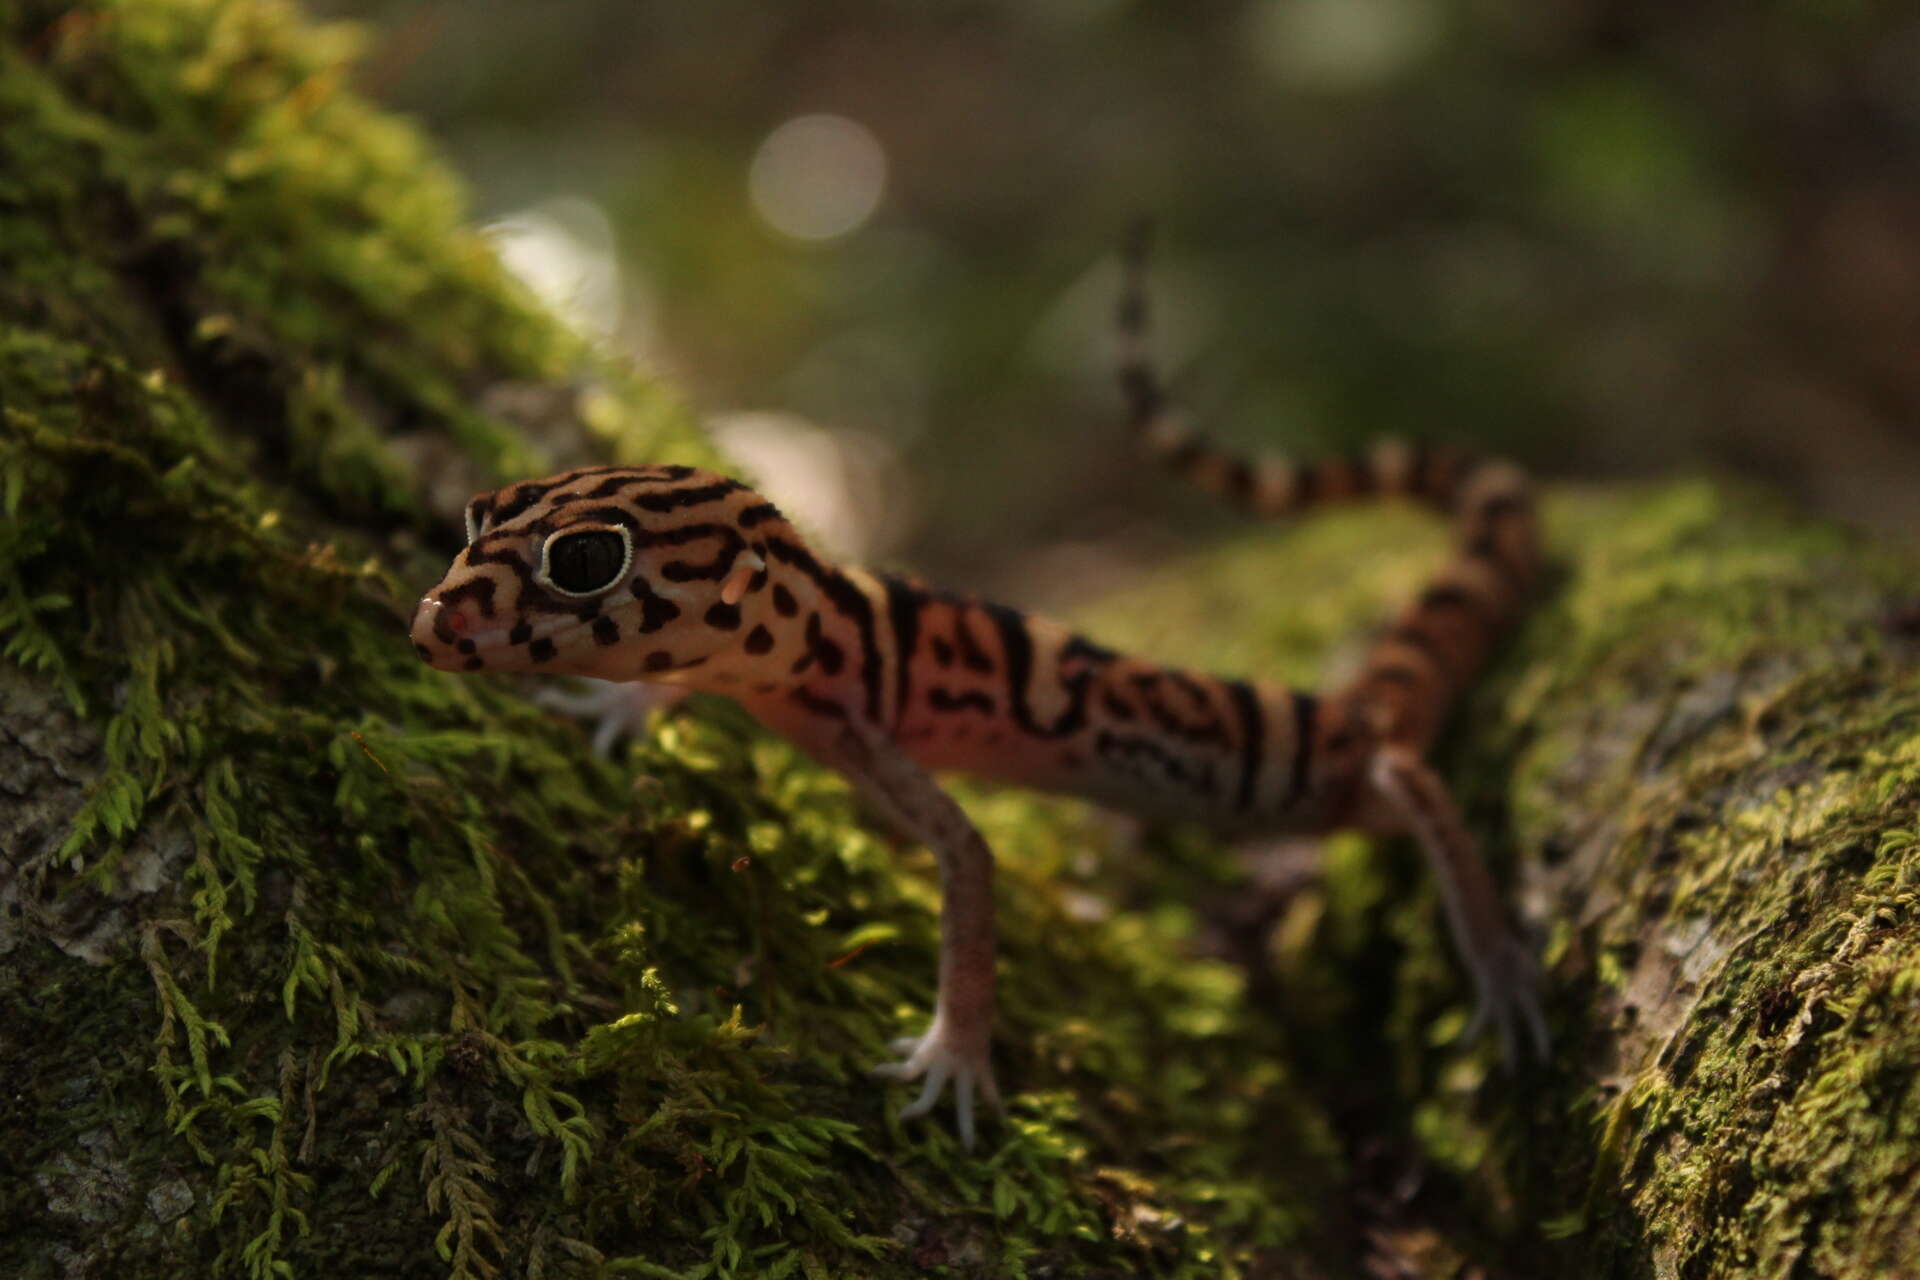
[540,527,632,597]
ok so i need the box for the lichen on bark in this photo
[5,2,1920,1279]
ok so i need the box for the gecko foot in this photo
[1460,929,1550,1069]
[531,678,686,755]
[869,1014,1002,1149]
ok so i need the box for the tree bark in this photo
[4,4,1918,1279]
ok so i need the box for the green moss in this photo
[0,3,1340,1276]
[1078,482,1920,1276]
[1,328,1341,1276]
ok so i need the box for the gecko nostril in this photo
[411,597,458,650]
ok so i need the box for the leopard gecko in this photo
[409,248,1547,1148]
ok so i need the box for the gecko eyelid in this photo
[463,498,493,546]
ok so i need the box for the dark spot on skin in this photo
[644,650,673,672]
[629,576,681,632]
[928,687,995,715]
[509,622,533,646]
[790,652,816,675]
[1418,584,1481,617]
[1226,458,1255,503]
[772,584,798,617]
[438,574,497,620]
[705,602,741,630]
[1094,728,1217,797]
[1392,623,1443,659]
[1167,671,1215,710]
[1163,436,1206,471]
[529,637,557,663]
[456,638,476,655]
[414,644,433,661]
[1294,461,1322,505]
[654,523,751,581]
[1477,491,1528,523]
[805,612,844,675]
[745,625,774,655]
[931,636,954,667]
[629,480,743,514]
[1883,601,1920,637]
[1288,692,1318,808]
[790,687,846,719]
[1466,533,1524,587]
[954,613,994,674]
[593,616,620,646]
[1351,450,1380,495]
[463,656,484,671]
[749,570,769,593]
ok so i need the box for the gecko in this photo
[409,240,1548,1148]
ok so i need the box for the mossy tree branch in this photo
[4,3,1918,1279]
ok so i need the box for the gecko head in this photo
[410,465,779,682]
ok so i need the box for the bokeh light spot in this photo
[484,196,623,340]
[1247,0,1439,89]
[748,114,887,242]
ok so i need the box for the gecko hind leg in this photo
[1367,745,1549,1066]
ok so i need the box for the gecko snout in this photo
[409,596,475,670]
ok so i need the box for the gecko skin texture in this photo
[410,252,1548,1149]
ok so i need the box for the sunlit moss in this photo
[1079,482,1920,1276]
[1,2,1338,1276]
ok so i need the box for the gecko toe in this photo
[871,1022,997,1149]
[895,1057,953,1122]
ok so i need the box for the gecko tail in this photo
[1116,228,1488,522]
[1116,228,1542,749]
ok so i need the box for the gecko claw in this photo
[871,1019,1001,1149]
[1460,934,1550,1069]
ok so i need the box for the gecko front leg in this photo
[746,695,1002,1148]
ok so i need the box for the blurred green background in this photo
[315,0,1920,596]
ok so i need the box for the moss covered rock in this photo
[5,2,1919,1278]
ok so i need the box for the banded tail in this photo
[1115,226,1541,749]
